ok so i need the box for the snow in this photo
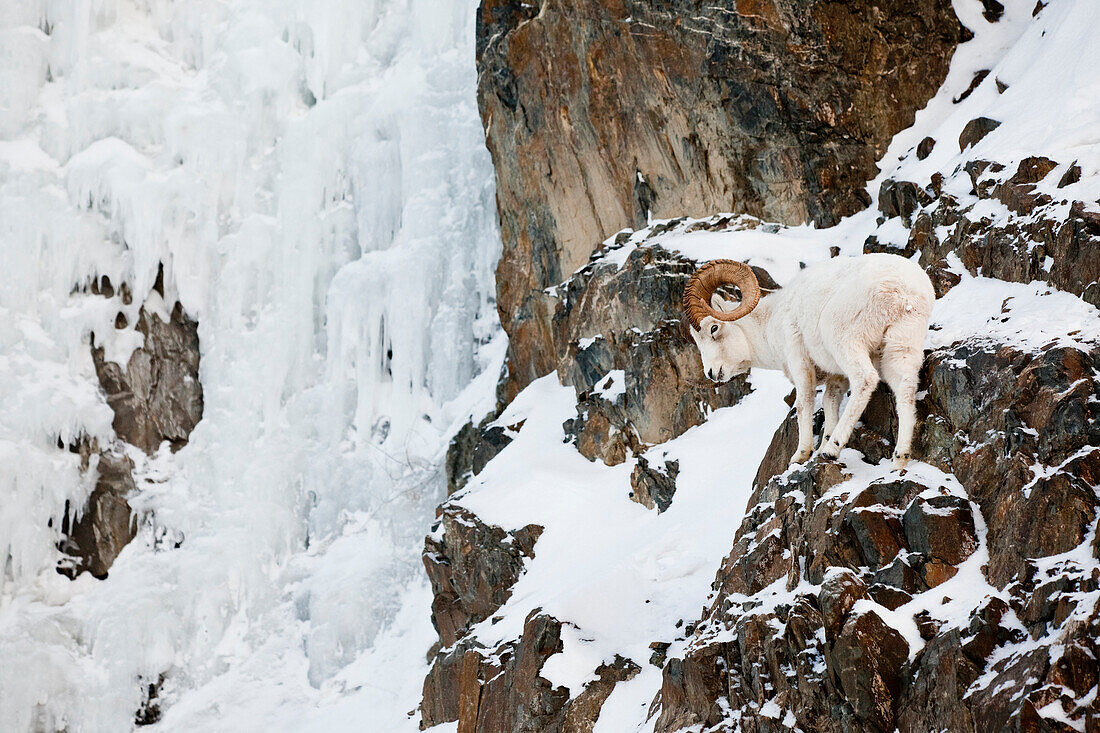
[592,369,626,403]
[577,334,603,350]
[929,275,1100,352]
[870,0,1100,230]
[594,213,854,284]
[454,368,793,697]
[0,0,500,730]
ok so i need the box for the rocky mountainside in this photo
[478,0,966,402]
[420,1,1100,732]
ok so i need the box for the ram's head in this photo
[681,260,762,383]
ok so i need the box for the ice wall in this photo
[0,0,501,729]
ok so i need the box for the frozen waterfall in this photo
[0,0,501,729]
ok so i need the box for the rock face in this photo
[423,506,543,650]
[449,217,763,492]
[92,303,203,455]
[420,504,643,732]
[478,0,966,399]
[654,336,1100,732]
[422,610,639,733]
[57,273,203,579]
[431,228,1100,730]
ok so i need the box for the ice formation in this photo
[0,0,501,729]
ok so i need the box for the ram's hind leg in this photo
[821,376,847,448]
[790,362,818,466]
[818,354,878,460]
[880,324,925,468]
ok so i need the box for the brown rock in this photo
[953,69,990,104]
[552,242,754,463]
[446,416,513,494]
[902,495,978,565]
[980,0,1005,22]
[873,554,928,595]
[562,657,640,733]
[61,283,204,580]
[423,612,636,733]
[57,450,136,579]
[629,457,679,512]
[819,569,868,640]
[868,584,912,611]
[828,609,909,732]
[92,303,203,455]
[896,630,978,732]
[1058,163,1081,188]
[916,136,936,160]
[959,117,1002,150]
[423,506,542,648]
[844,507,906,568]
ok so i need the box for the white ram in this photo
[682,253,935,468]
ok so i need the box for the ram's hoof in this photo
[818,441,841,460]
[789,449,813,466]
[892,452,911,471]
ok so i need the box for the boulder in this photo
[828,608,909,732]
[959,117,1002,150]
[902,495,978,565]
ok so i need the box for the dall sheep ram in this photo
[682,253,935,468]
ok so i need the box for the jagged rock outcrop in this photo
[92,301,203,455]
[450,219,765,489]
[57,272,203,579]
[447,415,515,495]
[57,447,136,579]
[478,0,966,399]
[423,506,543,650]
[422,610,640,733]
[654,335,1100,732]
[420,504,644,732]
[428,3,1100,731]
[429,241,1100,731]
[866,155,1100,306]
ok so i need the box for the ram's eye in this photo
[710,324,719,336]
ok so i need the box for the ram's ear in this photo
[678,315,696,342]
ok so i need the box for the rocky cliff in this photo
[478,0,965,401]
[421,1,1100,732]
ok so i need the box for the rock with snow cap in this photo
[827,607,909,732]
[902,495,978,566]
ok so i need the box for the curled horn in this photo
[681,260,761,330]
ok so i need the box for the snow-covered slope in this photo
[0,1,500,730]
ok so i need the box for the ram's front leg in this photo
[789,362,817,466]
